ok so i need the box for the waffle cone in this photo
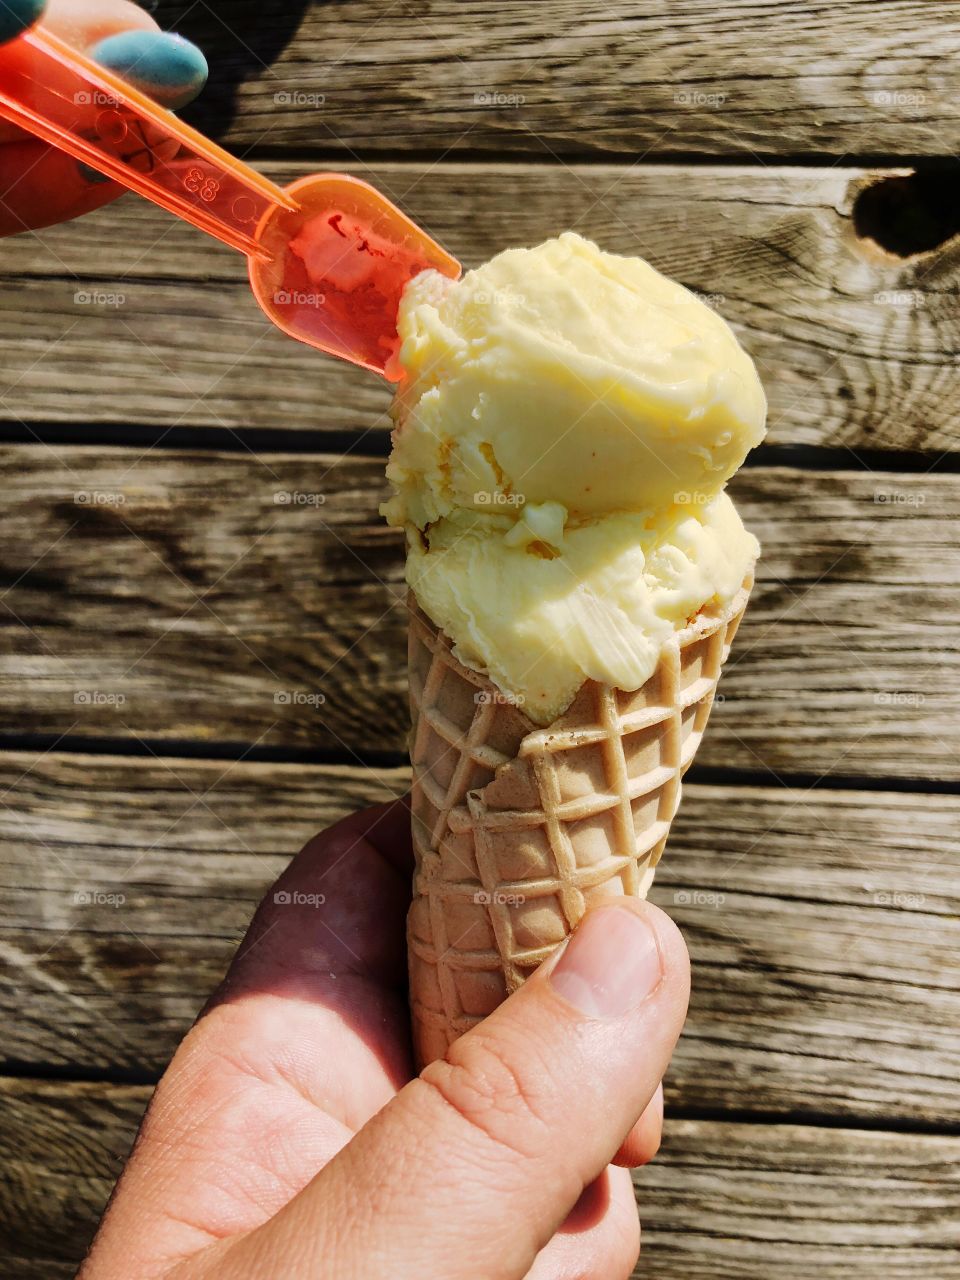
[406,574,753,1068]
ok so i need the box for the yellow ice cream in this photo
[384,232,765,724]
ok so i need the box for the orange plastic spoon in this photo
[0,24,460,377]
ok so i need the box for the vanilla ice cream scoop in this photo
[383,232,766,723]
[383,232,765,529]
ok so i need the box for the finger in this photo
[198,898,690,1280]
[217,797,413,999]
[85,29,208,109]
[354,790,413,875]
[524,1168,640,1280]
[0,0,159,143]
[0,137,120,235]
[0,0,207,233]
[612,1082,664,1168]
[80,802,415,1277]
[30,0,156,51]
[204,798,415,1110]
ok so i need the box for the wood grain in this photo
[633,1118,960,1279]
[1,751,957,1125]
[3,164,960,451]
[0,1077,147,1279]
[0,446,956,780]
[2,4,957,1272]
[2,1075,957,1279]
[161,0,960,161]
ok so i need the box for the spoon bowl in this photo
[250,172,459,376]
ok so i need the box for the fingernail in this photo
[0,0,44,46]
[90,31,208,110]
[548,903,663,1018]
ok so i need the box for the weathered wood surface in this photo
[3,165,960,451]
[2,751,956,1125]
[2,1075,957,1279]
[2,2,957,1276]
[0,1078,147,1280]
[158,0,960,161]
[633,1119,960,1279]
[0,446,955,780]
[0,753,405,1074]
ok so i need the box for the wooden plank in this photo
[3,163,959,451]
[1,752,957,1126]
[633,1119,960,1279]
[0,446,956,780]
[663,784,960,1124]
[1,1076,957,1279]
[0,754,406,1073]
[169,1,960,161]
[0,1078,147,1279]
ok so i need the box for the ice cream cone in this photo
[406,572,753,1068]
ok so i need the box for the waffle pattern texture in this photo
[407,575,753,1068]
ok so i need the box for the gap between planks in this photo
[5,427,960,476]
[0,736,956,798]
[1,1061,957,1139]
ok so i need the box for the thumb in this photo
[208,897,690,1280]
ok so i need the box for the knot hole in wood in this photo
[853,169,960,258]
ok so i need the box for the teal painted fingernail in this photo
[0,0,45,45]
[90,31,208,110]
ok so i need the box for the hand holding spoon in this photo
[0,21,460,376]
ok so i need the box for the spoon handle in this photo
[0,24,296,259]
